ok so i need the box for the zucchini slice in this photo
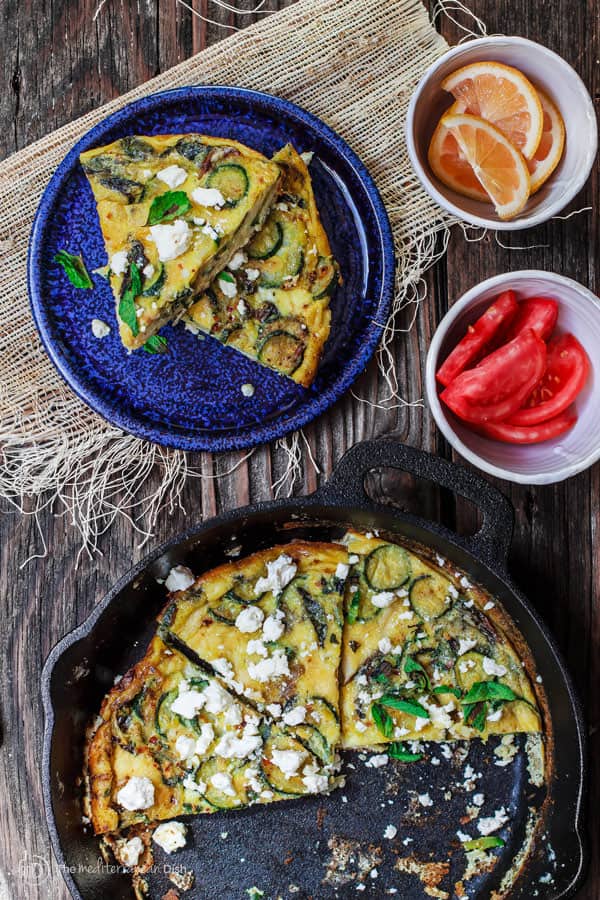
[409,573,453,621]
[455,650,490,692]
[209,592,251,625]
[258,215,306,288]
[311,256,338,299]
[141,262,166,297]
[247,218,284,260]
[261,733,315,796]
[293,723,331,764]
[156,688,178,738]
[207,163,249,207]
[280,577,308,626]
[365,544,412,591]
[258,331,305,375]
[198,758,244,809]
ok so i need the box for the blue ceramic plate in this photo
[28,87,395,451]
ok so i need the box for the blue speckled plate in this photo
[28,87,395,451]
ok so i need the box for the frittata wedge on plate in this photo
[80,134,282,350]
[185,144,340,385]
[86,634,342,836]
[339,531,541,750]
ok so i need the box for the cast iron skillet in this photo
[41,440,587,900]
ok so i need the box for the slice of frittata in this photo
[86,634,342,836]
[185,144,340,386]
[80,134,282,350]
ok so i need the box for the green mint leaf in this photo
[388,741,422,762]
[462,681,519,706]
[371,702,394,738]
[146,190,191,226]
[404,655,431,691]
[432,685,462,699]
[380,694,429,719]
[463,836,505,852]
[346,592,360,625]
[463,701,487,732]
[142,334,168,354]
[373,673,390,685]
[118,261,142,336]
[246,889,264,900]
[53,250,93,289]
[219,271,235,283]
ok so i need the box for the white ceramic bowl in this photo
[406,36,598,230]
[426,271,600,484]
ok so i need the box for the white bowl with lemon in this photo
[406,36,597,230]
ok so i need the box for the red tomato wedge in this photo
[436,290,518,387]
[477,409,577,444]
[503,296,559,342]
[510,333,590,426]
[440,328,547,424]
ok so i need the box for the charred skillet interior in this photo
[41,440,586,900]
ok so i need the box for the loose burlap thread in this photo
[0,0,459,554]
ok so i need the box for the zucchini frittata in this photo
[87,634,342,835]
[80,134,282,350]
[185,144,340,386]
[86,532,542,853]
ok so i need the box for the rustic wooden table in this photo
[0,1,597,898]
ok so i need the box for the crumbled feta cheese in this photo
[282,706,306,726]
[241,383,255,398]
[384,825,397,840]
[255,554,297,597]
[473,793,485,807]
[457,637,477,656]
[271,748,306,777]
[117,777,155,811]
[201,222,219,241]
[477,807,509,835]
[195,722,215,754]
[370,868,378,879]
[448,584,459,599]
[165,564,195,592]
[366,754,388,768]
[348,554,359,564]
[266,703,282,718]
[91,318,111,339]
[378,637,392,654]
[235,605,264,633]
[203,681,233,714]
[218,273,237,298]
[214,728,262,759]
[156,165,187,189]
[212,657,235,680]
[210,772,236,796]
[227,250,247,271]
[110,250,129,275]
[171,686,206,718]
[355,721,368,733]
[175,735,197,761]
[153,821,187,853]
[247,638,268,657]
[182,774,204,794]
[459,576,471,589]
[248,649,290,683]
[398,611,414,620]
[143,263,155,279]
[237,298,248,316]
[191,186,225,208]
[356,674,368,686]
[302,769,329,793]
[335,562,350,580]
[457,830,472,843]
[417,792,433,807]
[487,708,503,722]
[371,591,395,608]
[120,836,144,867]
[262,611,285,641]
[300,150,314,165]
[244,267,260,281]
[459,659,476,673]
[244,767,263,793]
[482,657,508,677]
[148,219,191,262]
[483,601,495,611]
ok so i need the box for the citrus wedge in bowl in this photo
[428,112,531,220]
[527,88,566,193]
[441,60,543,160]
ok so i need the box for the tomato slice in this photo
[440,328,546,424]
[503,296,559,342]
[436,290,518,387]
[510,333,590,426]
[477,409,577,444]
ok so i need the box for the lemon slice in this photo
[527,88,566,193]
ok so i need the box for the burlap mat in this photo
[0,0,456,552]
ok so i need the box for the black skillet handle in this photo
[316,439,514,570]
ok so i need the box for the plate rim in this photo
[27,84,396,452]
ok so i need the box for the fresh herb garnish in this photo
[118,262,142,336]
[146,190,191,226]
[404,655,431,691]
[388,741,422,762]
[219,271,235,283]
[463,836,505,852]
[462,681,519,705]
[53,249,93,289]
[380,694,430,719]
[246,888,265,900]
[432,684,463,699]
[346,592,360,624]
[142,334,168,354]
[371,702,394,738]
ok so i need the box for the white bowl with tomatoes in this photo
[426,271,599,484]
